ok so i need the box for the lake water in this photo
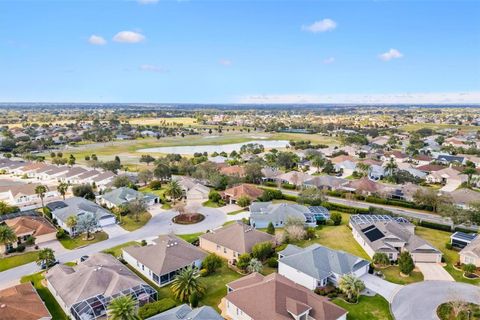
[137,140,289,155]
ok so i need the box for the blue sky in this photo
[0,0,479,103]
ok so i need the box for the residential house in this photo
[0,282,52,320]
[459,237,480,267]
[275,170,313,186]
[73,170,101,184]
[46,253,157,320]
[249,202,317,228]
[344,177,380,196]
[261,167,282,182]
[2,216,56,253]
[122,235,206,286]
[450,232,477,249]
[303,175,348,191]
[334,160,357,178]
[368,165,385,181]
[351,218,442,262]
[98,187,159,208]
[426,167,467,191]
[199,221,274,263]
[0,183,59,208]
[436,154,466,166]
[91,171,116,190]
[58,167,88,184]
[174,176,210,201]
[146,304,223,320]
[222,184,263,204]
[447,188,480,209]
[278,244,370,290]
[224,273,347,320]
[381,151,408,163]
[48,197,116,235]
[220,165,246,178]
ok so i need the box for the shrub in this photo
[236,196,251,208]
[263,181,277,187]
[305,227,316,240]
[330,212,342,226]
[141,239,147,246]
[419,220,452,232]
[236,253,251,270]
[259,189,283,201]
[283,194,298,202]
[56,228,67,240]
[266,257,278,268]
[445,242,453,250]
[463,263,476,274]
[202,254,223,274]
[266,222,275,235]
[25,235,36,246]
[16,244,25,252]
[149,180,162,190]
[208,190,222,203]
[281,183,296,190]
[373,253,390,266]
[398,251,414,275]
[199,268,209,277]
[138,298,177,319]
[251,242,273,261]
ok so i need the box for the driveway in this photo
[360,274,402,303]
[416,263,454,281]
[218,204,243,214]
[102,224,129,238]
[392,281,480,320]
[37,240,70,255]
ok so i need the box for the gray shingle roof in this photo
[101,187,157,206]
[49,197,114,223]
[279,244,370,279]
[250,202,309,224]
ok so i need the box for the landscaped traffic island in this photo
[437,302,480,320]
[172,213,205,224]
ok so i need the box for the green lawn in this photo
[102,241,139,257]
[178,232,203,243]
[415,226,480,285]
[59,231,109,250]
[118,211,152,231]
[227,209,247,215]
[333,295,393,320]
[202,200,222,208]
[21,272,68,320]
[380,266,424,285]
[0,251,39,272]
[126,262,240,312]
[294,212,370,260]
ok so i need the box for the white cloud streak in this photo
[323,57,335,64]
[219,59,232,66]
[139,64,168,73]
[379,48,403,61]
[137,0,159,4]
[113,31,145,43]
[302,19,337,33]
[88,35,106,45]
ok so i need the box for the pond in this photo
[137,140,289,155]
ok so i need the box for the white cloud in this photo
[137,0,159,3]
[219,59,232,66]
[88,35,106,45]
[113,31,145,43]
[139,64,168,73]
[323,57,335,64]
[237,92,480,104]
[379,48,403,61]
[302,19,337,33]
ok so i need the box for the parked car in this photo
[40,260,59,270]
[80,255,89,262]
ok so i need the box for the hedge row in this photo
[419,220,452,232]
[138,298,177,319]
[365,196,433,211]
[321,202,369,215]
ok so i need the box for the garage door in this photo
[99,216,116,227]
[412,253,440,263]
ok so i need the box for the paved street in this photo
[0,206,233,290]
[391,281,480,320]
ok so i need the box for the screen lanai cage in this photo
[70,284,157,320]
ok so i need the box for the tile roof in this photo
[5,216,56,237]
[0,283,51,320]
[223,184,263,200]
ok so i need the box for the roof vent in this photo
[0,304,6,308]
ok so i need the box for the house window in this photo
[224,247,227,254]
[217,245,221,251]
[465,256,474,264]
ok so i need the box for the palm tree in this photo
[57,182,69,200]
[66,216,78,234]
[35,185,47,216]
[165,180,183,205]
[107,295,140,320]
[463,167,477,188]
[0,225,17,253]
[171,266,205,302]
[338,274,365,302]
[384,158,398,177]
[36,248,55,267]
[311,155,324,173]
[357,162,371,177]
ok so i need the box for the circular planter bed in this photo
[172,213,205,225]
[463,272,480,279]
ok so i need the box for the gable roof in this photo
[200,222,274,254]
[45,253,148,307]
[304,175,348,189]
[0,283,51,320]
[278,244,370,280]
[102,187,157,206]
[250,202,309,224]
[460,237,480,259]
[346,177,380,193]
[226,273,346,320]
[123,235,206,275]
